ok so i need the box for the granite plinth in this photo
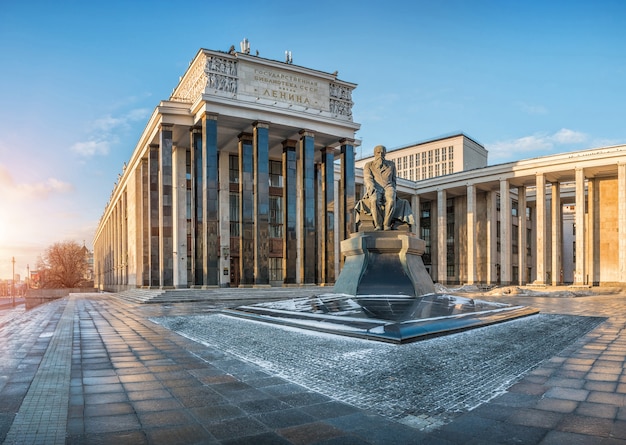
[333,231,435,297]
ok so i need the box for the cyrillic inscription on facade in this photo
[238,62,330,111]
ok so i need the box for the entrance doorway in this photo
[230,257,240,287]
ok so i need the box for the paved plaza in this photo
[2,287,626,444]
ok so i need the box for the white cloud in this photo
[0,164,73,200]
[71,140,111,156]
[71,107,150,157]
[487,128,589,164]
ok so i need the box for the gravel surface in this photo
[153,312,604,426]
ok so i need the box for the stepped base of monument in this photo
[222,293,539,344]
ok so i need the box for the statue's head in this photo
[373,145,386,159]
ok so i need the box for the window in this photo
[435,164,440,176]
[447,264,455,277]
[269,160,282,187]
[269,196,283,238]
[269,257,283,282]
[229,193,240,236]
[428,150,433,164]
[449,161,454,174]
[512,200,518,217]
[512,225,519,254]
[448,146,454,160]
[229,155,239,183]
[409,154,414,168]
[442,163,447,175]
[497,221,501,252]
[420,202,431,264]
[416,154,420,167]
[435,148,440,163]
[442,149,447,162]
[421,152,426,166]
[428,165,433,178]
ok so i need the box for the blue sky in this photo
[1,0,625,279]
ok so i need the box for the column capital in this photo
[160,123,173,131]
[299,129,315,138]
[339,138,355,145]
[190,125,202,134]
[320,146,335,155]
[282,139,297,150]
[201,112,219,122]
[149,143,159,149]
[252,120,270,129]
[238,132,253,143]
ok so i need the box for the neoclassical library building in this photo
[93,47,626,291]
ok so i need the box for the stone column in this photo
[518,186,527,285]
[500,179,511,286]
[282,140,297,284]
[412,194,420,236]
[535,173,547,284]
[574,168,586,285]
[148,144,160,287]
[159,124,174,288]
[218,144,231,287]
[122,191,128,285]
[320,146,335,284]
[202,113,219,286]
[587,178,596,286]
[466,184,477,285]
[238,132,254,286]
[172,145,188,288]
[253,121,270,285]
[339,139,356,243]
[299,130,316,284]
[486,191,498,284]
[551,182,562,285]
[139,158,149,287]
[437,189,447,284]
[616,162,626,284]
[190,127,203,286]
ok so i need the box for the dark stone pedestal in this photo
[334,231,435,297]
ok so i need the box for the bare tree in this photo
[37,241,89,288]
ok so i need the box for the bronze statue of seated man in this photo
[356,145,414,232]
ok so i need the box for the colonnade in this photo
[415,150,626,287]
[94,113,356,290]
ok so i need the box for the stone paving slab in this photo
[1,289,626,444]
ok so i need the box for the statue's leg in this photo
[383,188,396,230]
[370,195,383,229]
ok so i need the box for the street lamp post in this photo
[11,256,15,306]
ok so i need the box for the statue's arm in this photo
[363,164,375,196]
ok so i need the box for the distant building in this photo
[356,133,487,181]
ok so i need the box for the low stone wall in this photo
[25,288,96,309]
